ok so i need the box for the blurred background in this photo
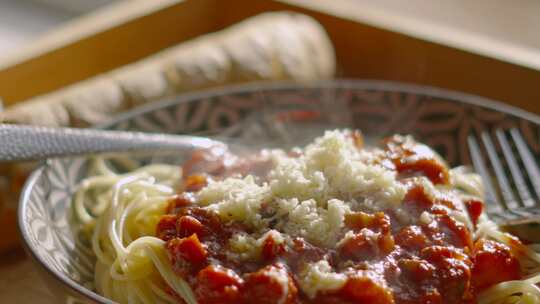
[0,0,111,53]
[2,0,540,302]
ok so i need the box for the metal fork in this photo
[0,124,222,162]
[468,128,540,242]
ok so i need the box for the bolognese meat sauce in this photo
[156,131,521,304]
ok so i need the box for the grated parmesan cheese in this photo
[269,130,406,207]
[264,130,406,246]
[228,233,259,261]
[277,198,350,247]
[198,176,270,228]
[420,211,433,225]
[299,260,347,298]
[197,130,407,248]
[228,230,288,261]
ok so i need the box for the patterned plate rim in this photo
[96,79,540,130]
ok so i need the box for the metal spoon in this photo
[0,124,221,162]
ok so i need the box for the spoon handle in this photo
[0,124,218,162]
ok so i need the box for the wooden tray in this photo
[0,0,539,114]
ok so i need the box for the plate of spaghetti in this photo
[19,81,540,304]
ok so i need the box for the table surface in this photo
[0,248,56,303]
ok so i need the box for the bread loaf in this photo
[0,12,335,127]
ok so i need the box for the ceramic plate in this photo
[19,80,540,303]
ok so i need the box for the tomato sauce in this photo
[156,137,522,304]
[383,135,450,185]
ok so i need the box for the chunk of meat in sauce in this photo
[242,264,298,304]
[177,215,204,238]
[194,265,243,304]
[174,207,223,240]
[157,214,179,241]
[341,270,395,304]
[403,185,434,216]
[383,135,449,185]
[168,234,208,275]
[160,206,248,275]
[401,185,473,250]
[395,225,430,252]
[399,258,436,284]
[342,211,395,259]
[472,239,521,291]
[345,211,391,234]
[283,238,328,272]
[420,246,473,303]
[395,258,443,304]
[339,229,395,261]
[422,214,473,250]
[402,185,456,218]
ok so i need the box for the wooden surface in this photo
[0,248,56,303]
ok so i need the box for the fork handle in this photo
[0,124,218,162]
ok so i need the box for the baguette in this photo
[1,12,335,127]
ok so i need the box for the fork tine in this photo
[480,132,520,210]
[510,128,540,201]
[495,129,534,207]
[467,134,504,213]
